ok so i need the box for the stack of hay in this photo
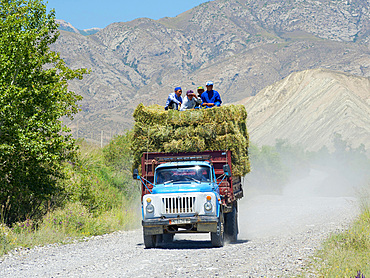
[131,104,250,176]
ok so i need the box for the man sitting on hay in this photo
[201,81,222,108]
[164,87,183,110]
[180,90,202,111]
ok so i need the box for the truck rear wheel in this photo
[225,204,238,242]
[211,212,224,247]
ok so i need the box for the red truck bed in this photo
[139,150,243,206]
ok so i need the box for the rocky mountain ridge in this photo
[52,0,370,148]
[56,19,101,36]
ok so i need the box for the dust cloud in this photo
[238,165,362,240]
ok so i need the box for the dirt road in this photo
[0,169,358,277]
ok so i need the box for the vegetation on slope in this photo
[1,133,140,256]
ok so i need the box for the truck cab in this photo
[134,151,242,248]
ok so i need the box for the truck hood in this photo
[152,182,214,194]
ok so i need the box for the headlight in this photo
[146,203,154,213]
[204,202,213,211]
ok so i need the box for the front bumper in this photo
[142,215,219,235]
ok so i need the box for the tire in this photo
[163,234,174,243]
[211,211,224,247]
[156,234,163,245]
[225,204,238,243]
[143,234,156,248]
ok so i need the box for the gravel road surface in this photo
[0,169,359,277]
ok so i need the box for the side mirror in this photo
[133,169,139,180]
[223,164,231,178]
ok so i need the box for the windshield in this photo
[155,165,211,185]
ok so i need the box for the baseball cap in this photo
[174,87,182,92]
[186,90,194,96]
[197,86,204,90]
[206,81,213,86]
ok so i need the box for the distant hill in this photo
[239,69,370,153]
[51,0,370,146]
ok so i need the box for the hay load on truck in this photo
[131,104,250,248]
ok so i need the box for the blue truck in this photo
[133,150,243,248]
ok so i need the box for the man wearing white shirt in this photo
[180,90,202,111]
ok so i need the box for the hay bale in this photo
[163,137,206,153]
[132,104,168,124]
[133,103,247,126]
[131,104,250,176]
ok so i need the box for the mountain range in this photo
[51,0,370,150]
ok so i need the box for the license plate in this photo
[169,218,191,225]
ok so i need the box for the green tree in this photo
[103,131,139,197]
[0,0,88,224]
[103,131,133,172]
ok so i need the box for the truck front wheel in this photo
[143,234,157,248]
[211,212,224,247]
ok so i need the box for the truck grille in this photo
[163,196,196,214]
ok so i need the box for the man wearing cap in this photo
[194,86,205,108]
[197,86,205,98]
[164,87,183,110]
[180,90,202,111]
[201,81,222,108]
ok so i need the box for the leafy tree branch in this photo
[0,0,89,224]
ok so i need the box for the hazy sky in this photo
[46,0,211,30]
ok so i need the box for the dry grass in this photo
[131,104,250,176]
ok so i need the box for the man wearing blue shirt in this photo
[201,81,222,108]
[165,87,183,110]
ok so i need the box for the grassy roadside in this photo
[1,133,141,256]
[301,184,370,277]
[0,203,139,256]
